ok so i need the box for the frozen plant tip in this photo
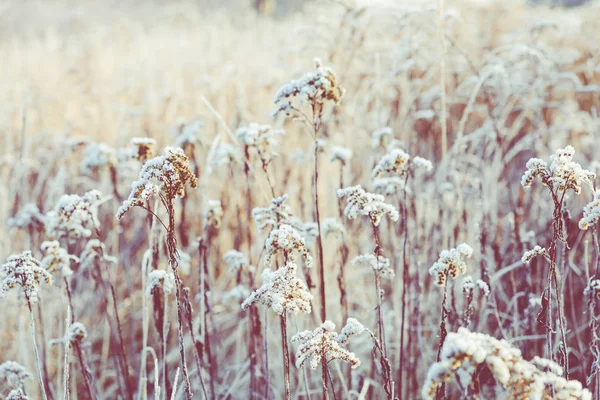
[147,270,176,296]
[8,204,45,231]
[223,250,251,275]
[40,241,77,277]
[252,194,293,231]
[329,146,353,165]
[579,189,600,230]
[264,224,313,268]
[429,244,473,287]
[521,245,546,264]
[116,146,197,219]
[236,123,284,163]
[338,185,399,227]
[372,148,410,178]
[45,190,104,240]
[0,251,52,303]
[242,262,312,315]
[6,388,28,400]
[80,143,117,175]
[461,276,490,296]
[130,137,157,161]
[292,319,363,370]
[67,322,88,344]
[0,361,32,387]
[351,254,394,278]
[584,279,600,298]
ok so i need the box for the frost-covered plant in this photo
[40,240,77,277]
[147,270,175,296]
[351,254,394,278]
[80,143,117,175]
[130,137,157,162]
[429,243,473,287]
[584,279,600,298]
[321,217,345,238]
[252,193,293,231]
[223,250,251,275]
[0,361,31,388]
[372,127,393,150]
[204,200,224,230]
[8,204,45,231]
[461,276,490,296]
[212,143,242,169]
[337,185,399,227]
[79,239,117,268]
[422,327,591,399]
[264,224,313,268]
[67,322,88,344]
[372,148,410,178]
[579,189,600,230]
[45,190,103,240]
[174,120,205,148]
[6,388,28,400]
[236,123,284,164]
[242,262,312,315]
[521,245,547,264]
[329,146,352,165]
[292,319,363,371]
[372,177,408,196]
[0,251,52,303]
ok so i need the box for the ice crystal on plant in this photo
[46,190,103,240]
[264,224,313,268]
[579,189,600,230]
[80,142,117,175]
[40,241,77,277]
[174,120,206,148]
[461,276,490,296]
[0,251,52,303]
[329,146,353,164]
[130,137,157,162]
[322,218,345,238]
[6,388,28,400]
[147,270,175,296]
[292,319,363,370]
[0,361,31,387]
[429,243,473,287]
[204,200,224,229]
[351,254,394,278]
[521,245,546,264]
[372,148,410,178]
[116,147,197,219]
[252,194,293,231]
[79,239,117,268]
[372,127,393,150]
[337,185,399,227]
[8,204,45,231]
[236,123,284,163]
[223,250,252,275]
[241,262,312,315]
[212,143,242,168]
[584,279,600,297]
[67,322,88,344]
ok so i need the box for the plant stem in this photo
[280,312,291,400]
[27,300,49,400]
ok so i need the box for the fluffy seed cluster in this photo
[429,244,473,287]
[273,58,344,117]
[338,185,399,227]
[45,190,103,240]
[329,146,353,165]
[0,251,52,303]
[292,319,364,370]
[422,327,591,400]
[147,269,175,296]
[0,361,32,387]
[462,276,490,296]
[223,250,251,275]
[40,240,77,277]
[264,224,313,268]
[7,203,45,231]
[351,254,394,278]
[521,146,595,195]
[80,142,117,175]
[117,147,197,219]
[252,194,293,231]
[67,322,88,344]
[579,189,600,230]
[236,123,284,163]
[372,148,411,178]
[521,245,546,264]
[241,262,312,315]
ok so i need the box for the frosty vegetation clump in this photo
[0,251,52,303]
[337,185,399,226]
[45,190,104,240]
[429,243,473,287]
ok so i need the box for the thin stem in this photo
[27,300,49,400]
[280,312,291,400]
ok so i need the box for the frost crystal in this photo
[67,322,88,344]
[6,388,28,400]
[579,189,600,230]
[252,194,293,231]
[79,239,117,268]
[461,276,490,296]
[117,147,197,219]
[46,190,103,240]
[521,146,594,195]
[292,319,363,370]
[351,254,394,278]
[147,270,175,296]
[422,327,591,400]
[0,251,52,303]
[338,185,399,227]
[40,241,78,277]
[429,244,473,287]
[372,148,410,178]
[264,224,313,268]
[242,262,312,315]
[521,245,546,264]
[584,279,600,297]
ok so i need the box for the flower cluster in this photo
[204,200,224,230]
[130,137,157,162]
[80,142,117,175]
[212,143,242,168]
[236,123,284,163]
[45,190,104,240]
[372,149,410,178]
[174,120,205,148]
[79,239,117,268]
[338,185,399,227]
[264,224,313,268]
[322,217,345,238]
[67,322,88,344]
[579,189,600,230]
[422,327,591,400]
[6,388,28,400]
[147,269,175,296]
[521,146,595,195]
[351,254,394,278]
[329,146,353,165]
[372,127,393,150]
[521,245,546,264]
[40,240,77,277]
[292,319,364,370]
[224,250,251,275]
[8,204,45,231]
[252,194,293,231]
[0,361,31,387]
[429,244,473,287]
[0,251,52,303]
[461,276,490,296]
[116,147,197,219]
[242,262,312,315]
[273,58,344,117]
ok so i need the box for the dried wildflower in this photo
[294,220,319,245]
[174,120,205,148]
[46,190,103,240]
[372,149,411,178]
[579,189,600,230]
[273,58,344,118]
[224,250,251,275]
[521,245,546,264]
[461,276,490,296]
[204,200,224,230]
[337,185,399,227]
[351,254,394,278]
[322,218,345,238]
[116,147,197,219]
[372,127,393,150]
[292,319,363,370]
[236,123,284,163]
[79,239,117,268]
[0,361,32,387]
[67,322,88,344]
[40,241,78,277]
[372,177,409,196]
[422,327,591,400]
[223,284,251,304]
[521,146,595,195]
[429,244,473,287]
[264,224,313,268]
[329,146,352,165]
[252,194,293,231]
[6,388,28,400]
[80,143,117,175]
[8,204,45,231]
[412,156,434,172]
[584,279,600,298]
[130,137,157,162]
[147,270,175,296]
[242,262,312,315]
[212,143,242,168]
[0,251,52,303]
